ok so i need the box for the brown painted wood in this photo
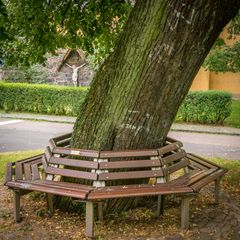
[45,166,98,180]
[164,159,190,176]
[98,169,163,181]
[5,162,13,183]
[52,147,100,158]
[15,162,23,180]
[51,132,72,142]
[161,151,186,165]
[6,181,90,199]
[157,143,182,155]
[31,163,40,180]
[187,153,222,169]
[23,163,32,180]
[99,149,158,158]
[99,159,161,170]
[190,169,226,191]
[88,184,193,200]
[49,157,98,169]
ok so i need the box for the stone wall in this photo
[0,49,94,87]
[45,49,94,86]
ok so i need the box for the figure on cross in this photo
[65,63,86,87]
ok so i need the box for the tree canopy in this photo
[1,1,240,72]
[0,0,132,66]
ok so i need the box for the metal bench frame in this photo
[5,133,227,238]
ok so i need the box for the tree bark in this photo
[62,0,239,212]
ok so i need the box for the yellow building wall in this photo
[190,25,240,94]
[210,72,240,94]
[190,68,210,91]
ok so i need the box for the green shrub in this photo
[0,82,88,116]
[176,90,232,124]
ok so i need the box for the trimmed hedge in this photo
[0,83,232,123]
[0,82,88,116]
[176,90,232,124]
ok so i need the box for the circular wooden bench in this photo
[5,133,227,238]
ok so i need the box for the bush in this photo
[0,82,88,116]
[176,90,232,124]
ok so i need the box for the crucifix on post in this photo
[65,63,86,87]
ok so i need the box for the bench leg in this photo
[13,190,21,222]
[215,178,221,204]
[97,202,104,222]
[156,195,164,216]
[181,196,191,229]
[46,193,54,215]
[86,201,94,238]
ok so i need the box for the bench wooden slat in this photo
[6,181,90,199]
[164,159,190,175]
[49,139,56,150]
[5,162,13,183]
[57,138,71,147]
[41,155,48,170]
[190,169,226,191]
[99,149,158,158]
[88,184,193,200]
[51,132,72,142]
[45,166,98,181]
[31,163,40,180]
[99,159,161,170]
[98,169,163,181]
[49,157,98,169]
[158,142,182,155]
[161,151,186,165]
[24,163,32,180]
[33,179,94,190]
[52,147,100,158]
[15,162,23,180]
[187,153,221,169]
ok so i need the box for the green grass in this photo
[210,158,240,190]
[224,100,240,128]
[0,149,43,180]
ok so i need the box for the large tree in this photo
[2,0,240,211]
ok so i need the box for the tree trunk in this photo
[60,0,239,212]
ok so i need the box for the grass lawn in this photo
[224,100,240,128]
[0,149,43,180]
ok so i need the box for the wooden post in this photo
[46,193,54,215]
[156,195,164,216]
[215,178,221,204]
[97,202,104,222]
[13,190,21,222]
[86,201,94,238]
[181,196,191,229]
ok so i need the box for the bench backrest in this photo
[40,133,190,186]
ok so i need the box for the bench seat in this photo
[6,180,94,199]
[88,183,193,200]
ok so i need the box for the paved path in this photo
[0,118,239,159]
[0,118,73,152]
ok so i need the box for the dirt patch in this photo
[0,183,239,240]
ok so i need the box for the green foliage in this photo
[228,10,240,36]
[203,41,240,72]
[4,64,48,84]
[224,100,240,128]
[0,0,132,66]
[0,82,88,116]
[176,91,232,124]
